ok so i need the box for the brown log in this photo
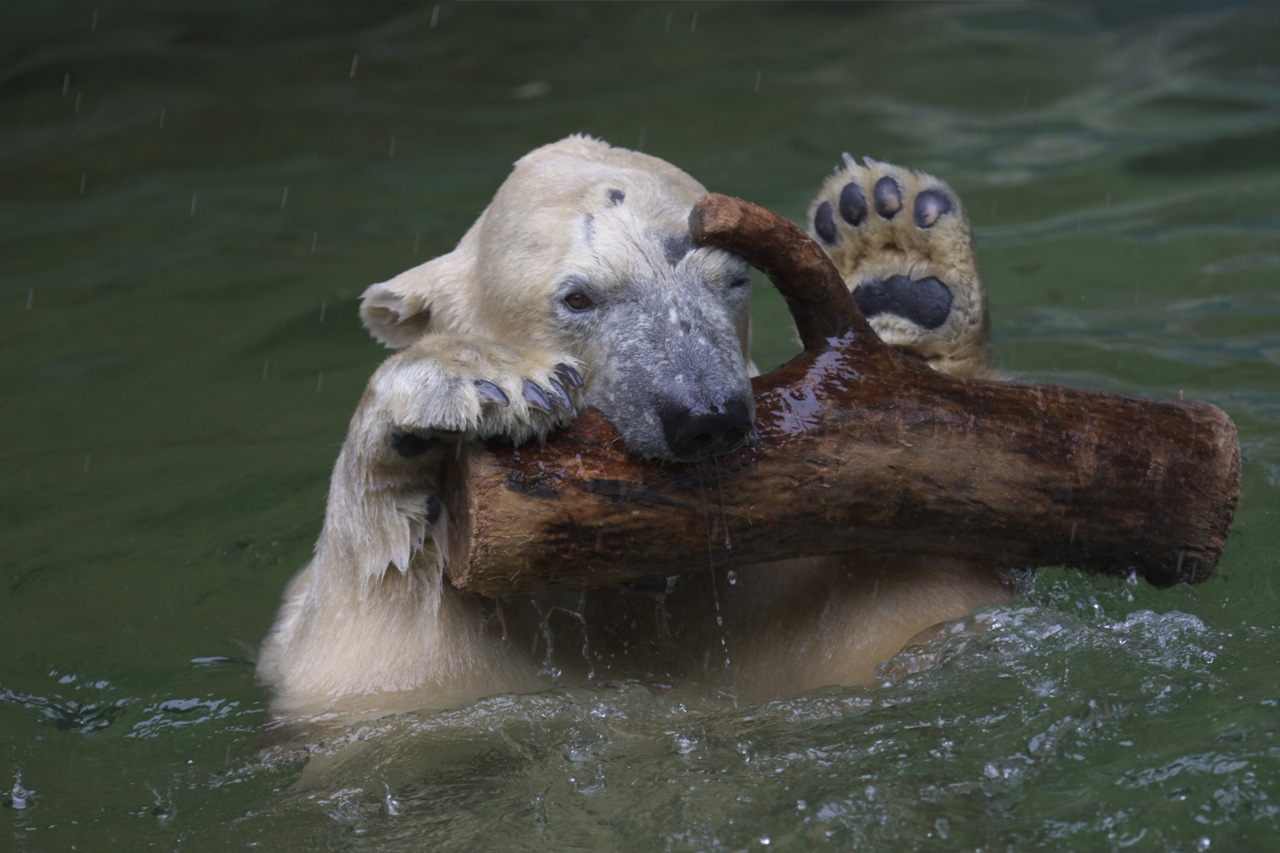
[443,194,1241,598]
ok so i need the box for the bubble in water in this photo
[727,570,737,585]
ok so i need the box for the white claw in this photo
[863,156,880,169]
[841,152,858,171]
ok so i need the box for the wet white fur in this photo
[258,136,1012,723]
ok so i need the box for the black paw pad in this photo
[913,189,952,229]
[555,363,584,388]
[523,380,553,413]
[391,431,437,458]
[813,201,838,244]
[475,380,509,405]
[873,177,903,219]
[839,181,867,226]
[853,274,953,330]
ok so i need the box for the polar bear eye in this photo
[728,274,751,289]
[563,291,595,312]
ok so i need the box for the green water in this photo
[2,1,1278,850]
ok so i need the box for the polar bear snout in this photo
[659,398,752,461]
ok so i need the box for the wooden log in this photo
[443,194,1241,598]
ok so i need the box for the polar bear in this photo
[257,135,1013,723]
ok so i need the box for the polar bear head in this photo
[360,135,756,461]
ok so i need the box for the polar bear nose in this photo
[660,399,752,461]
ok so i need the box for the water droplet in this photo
[727,570,737,585]
[382,785,401,816]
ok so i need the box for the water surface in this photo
[2,2,1278,850]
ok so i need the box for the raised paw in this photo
[808,154,996,379]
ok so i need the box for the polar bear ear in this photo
[360,276,433,348]
[359,217,483,348]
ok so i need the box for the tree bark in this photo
[443,194,1241,598]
